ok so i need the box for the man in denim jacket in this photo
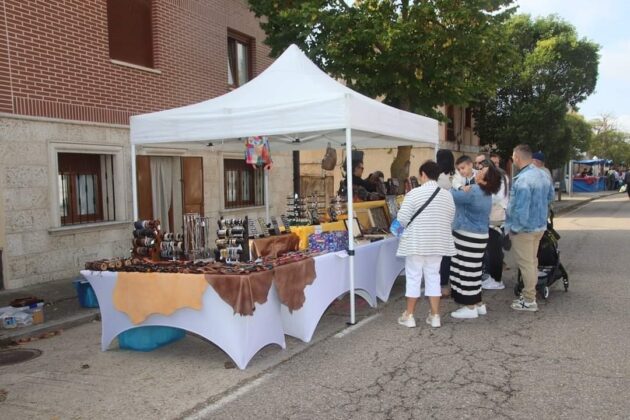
[506,144,555,312]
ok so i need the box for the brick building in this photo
[0,0,293,289]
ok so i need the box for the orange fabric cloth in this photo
[113,272,208,324]
[205,270,274,316]
[251,233,300,259]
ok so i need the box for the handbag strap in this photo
[407,187,440,226]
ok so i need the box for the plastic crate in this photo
[118,326,186,352]
[73,278,99,308]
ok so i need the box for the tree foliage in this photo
[248,0,516,117]
[473,14,599,169]
[589,116,630,166]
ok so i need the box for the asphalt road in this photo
[193,194,630,420]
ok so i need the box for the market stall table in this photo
[81,237,404,366]
[81,270,286,370]
[280,236,404,342]
[572,176,606,193]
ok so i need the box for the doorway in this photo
[135,156,204,233]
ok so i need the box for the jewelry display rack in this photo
[132,219,161,261]
[215,217,248,263]
[184,213,213,262]
[285,194,309,226]
[306,192,327,224]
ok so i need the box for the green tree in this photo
[248,0,516,117]
[589,116,630,166]
[473,14,599,169]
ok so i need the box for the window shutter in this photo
[135,155,153,220]
[182,157,204,215]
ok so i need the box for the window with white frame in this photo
[57,153,117,225]
[50,144,126,229]
[227,32,252,87]
[223,159,264,209]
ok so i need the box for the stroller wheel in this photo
[541,286,550,300]
[563,277,569,292]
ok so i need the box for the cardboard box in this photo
[31,308,44,325]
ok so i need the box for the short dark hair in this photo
[513,144,532,159]
[436,149,455,175]
[419,160,441,181]
[479,164,502,195]
[456,155,472,165]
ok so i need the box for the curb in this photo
[554,192,620,216]
[0,309,99,347]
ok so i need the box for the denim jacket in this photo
[505,164,555,233]
[451,185,492,234]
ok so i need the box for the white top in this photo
[490,174,509,225]
[437,172,453,189]
[396,181,457,257]
[452,169,477,191]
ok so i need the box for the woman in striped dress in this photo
[450,163,502,319]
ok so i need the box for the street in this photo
[195,194,630,419]
[1,195,629,419]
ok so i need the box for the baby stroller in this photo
[514,210,569,299]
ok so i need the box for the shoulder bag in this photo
[390,187,440,236]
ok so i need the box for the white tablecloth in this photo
[281,237,404,342]
[81,236,404,367]
[81,270,286,370]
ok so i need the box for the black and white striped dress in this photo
[449,230,489,305]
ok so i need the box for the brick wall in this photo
[0,0,273,124]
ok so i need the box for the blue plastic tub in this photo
[73,278,99,308]
[118,326,186,351]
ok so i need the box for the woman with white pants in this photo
[397,161,456,328]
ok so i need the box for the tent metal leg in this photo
[264,169,270,223]
[345,127,356,325]
[130,144,138,221]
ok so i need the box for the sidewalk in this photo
[0,190,620,346]
[552,190,620,215]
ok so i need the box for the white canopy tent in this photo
[130,44,438,324]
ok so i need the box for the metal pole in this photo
[345,127,356,325]
[130,144,138,220]
[568,160,574,197]
[264,169,270,223]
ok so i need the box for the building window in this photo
[465,107,472,128]
[58,153,117,226]
[107,0,153,68]
[228,32,252,87]
[446,105,455,142]
[224,159,264,209]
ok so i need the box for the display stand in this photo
[132,220,161,261]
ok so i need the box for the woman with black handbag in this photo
[396,161,456,329]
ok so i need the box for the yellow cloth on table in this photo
[113,272,208,324]
[291,221,346,250]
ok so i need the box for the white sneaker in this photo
[425,313,441,328]
[450,306,479,319]
[482,279,505,290]
[511,299,539,312]
[398,311,416,328]
[476,303,487,315]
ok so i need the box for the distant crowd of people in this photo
[396,144,555,328]
[604,167,627,191]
